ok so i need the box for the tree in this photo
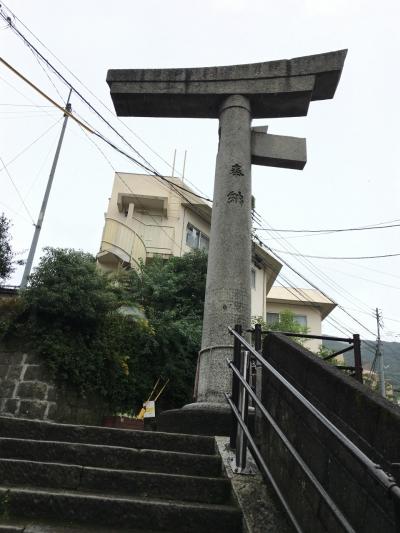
[4,248,208,414]
[110,250,208,408]
[252,309,309,345]
[12,248,151,413]
[0,214,14,284]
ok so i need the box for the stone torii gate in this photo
[107,50,347,433]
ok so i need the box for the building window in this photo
[251,269,256,289]
[266,312,307,328]
[186,223,209,251]
[294,315,307,328]
[266,313,279,326]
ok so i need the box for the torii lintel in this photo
[107,49,347,119]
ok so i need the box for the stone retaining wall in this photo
[0,345,107,425]
[258,332,400,533]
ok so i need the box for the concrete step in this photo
[0,518,174,532]
[0,458,231,504]
[0,417,215,456]
[0,437,221,478]
[0,486,242,533]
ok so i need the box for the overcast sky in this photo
[1,0,399,342]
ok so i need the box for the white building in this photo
[97,172,336,350]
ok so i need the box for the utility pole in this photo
[375,308,386,398]
[20,89,72,289]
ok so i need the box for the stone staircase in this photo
[0,417,242,532]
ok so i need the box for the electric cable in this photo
[0,154,35,224]
[0,6,213,205]
[77,124,194,255]
[252,209,374,316]
[270,249,400,260]
[255,220,400,234]
[255,234,376,338]
[0,3,385,343]
[1,1,210,199]
[0,116,62,172]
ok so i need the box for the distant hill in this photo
[323,339,400,393]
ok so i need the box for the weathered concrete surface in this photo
[0,416,216,455]
[216,437,293,533]
[0,418,243,532]
[158,403,233,436]
[107,50,347,118]
[0,487,242,533]
[0,437,221,477]
[251,126,307,170]
[198,94,252,405]
[0,457,230,504]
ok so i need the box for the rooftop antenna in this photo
[182,150,187,182]
[171,149,176,178]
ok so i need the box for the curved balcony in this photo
[97,218,147,269]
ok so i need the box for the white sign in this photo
[143,400,155,418]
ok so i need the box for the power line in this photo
[0,2,386,343]
[77,124,192,255]
[270,249,400,260]
[0,6,214,208]
[255,234,376,338]
[0,117,61,172]
[1,1,210,199]
[253,209,374,316]
[3,53,212,259]
[1,6,216,246]
[255,220,400,234]
[0,154,35,224]
[0,103,54,107]
[341,260,400,281]
[322,265,400,291]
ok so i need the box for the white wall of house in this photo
[266,287,336,352]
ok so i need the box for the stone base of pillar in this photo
[157,402,254,437]
[157,403,231,436]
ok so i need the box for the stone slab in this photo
[157,406,233,436]
[0,487,242,533]
[157,404,255,437]
[0,417,216,455]
[0,437,221,477]
[107,50,347,119]
[251,129,307,170]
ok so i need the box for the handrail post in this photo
[353,334,363,383]
[254,323,262,353]
[394,497,400,533]
[230,324,242,449]
[235,349,250,472]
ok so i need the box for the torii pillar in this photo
[107,49,347,433]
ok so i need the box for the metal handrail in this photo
[226,360,355,532]
[250,325,363,383]
[225,393,303,533]
[227,326,400,531]
[228,326,400,499]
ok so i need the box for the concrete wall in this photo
[257,333,400,532]
[0,345,107,425]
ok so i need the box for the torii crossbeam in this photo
[107,50,347,432]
